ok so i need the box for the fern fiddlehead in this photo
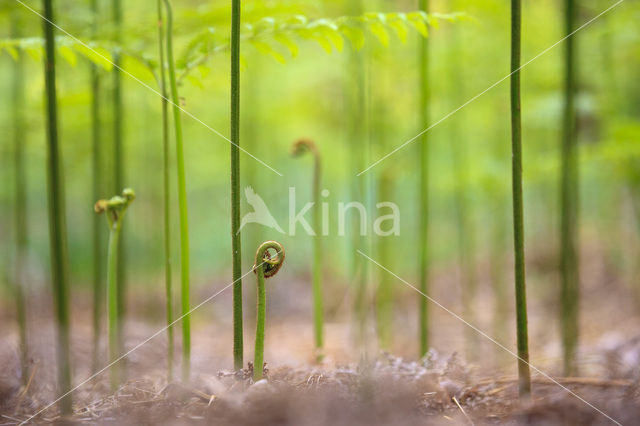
[252,241,285,381]
[95,187,135,391]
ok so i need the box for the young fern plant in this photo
[509,0,532,396]
[163,0,192,382]
[43,0,72,412]
[230,0,244,371]
[560,0,579,377]
[95,188,135,391]
[418,0,431,358]
[157,0,174,382]
[90,0,105,375]
[252,241,285,382]
[346,0,368,356]
[291,139,324,362]
[11,10,29,385]
[112,0,126,332]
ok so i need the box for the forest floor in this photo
[1,242,640,424]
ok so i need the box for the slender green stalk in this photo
[376,169,393,349]
[95,189,135,391]
[448,4,477,360]
[157,0,174,382]
[112,0,126,329]
[163,0,191,382]
[509,0,532,396]
[90,0,104,374]
[291,140,324,361]
[418,0,430,357]
[11,11,29,385]
[106,223,120,389]
[42,0,72,412]
[231,0,244,371]
[253,241,285,381]
[346,0,369,358]
[560,0,579,377]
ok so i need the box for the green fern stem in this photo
[376,169,393,349]
[90,0,104,375]
[112,0,126,332]
[448,0,477,360]
[42,0,72,412]
[163,0,191,382]
[231,0,244,371]
[95,188,135,391]
[253,241,285,381]
[157,0,174,382]
[11,11,29,385]
[560,0,579,377]
[106,218,121,390]
[346,0,368,356]
[418,0,430,358]
[510,0,532,397]
[291,140,324,361]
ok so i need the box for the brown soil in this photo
[2,352,639,425]
[1,243,640,424]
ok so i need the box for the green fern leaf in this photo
[274,32,299,58]
[73,43,113,71]
[58,45,77,67]
[251,39,286,64]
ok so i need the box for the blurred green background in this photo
[0,0,639,333]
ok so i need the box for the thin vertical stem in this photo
[311,153,323,360]
[96,190,133,390]
[11,11,29,385]
[560,0,579,377]
[157,0,174,381]
[231,0,243,371]
[163,0,190,382]
[292,141,324,360]
[112,0,126,361]
[448,2,477,360]
[510,0,531,397]
[347,0,368,359]
[254,266,266,381]
[112,0,123,196]
[418,0,430,358]
[106,223,121,390]
[42,0,72,412]
[376,170,392,349]
[90,0,104,374]
[252,241,284,381]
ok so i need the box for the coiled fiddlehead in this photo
[95,187,135,390]
[291,139,325,362]
[252,241,285,381]
[95,188,135,227]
